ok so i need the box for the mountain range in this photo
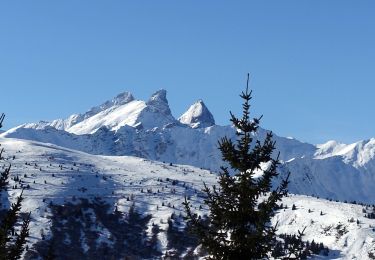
[2,90,375,258]
[2,90,375,204]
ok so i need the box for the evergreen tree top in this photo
[184,75,293,259]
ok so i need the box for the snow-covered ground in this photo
[1,137,375,259]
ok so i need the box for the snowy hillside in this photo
[1,138,375,259]
[2,90,375,204]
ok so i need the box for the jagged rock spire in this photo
[146,89,172,115]
[179,99,215,128]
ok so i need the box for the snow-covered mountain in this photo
[178,99,215,128]
[2,89,315,171]
[17,90,176,134]
[1,138,375,259]
[2,90,375,204]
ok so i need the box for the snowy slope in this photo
[316,138,375,172]
[1,137,375,259]
[18,91,135,131]
[2,90,375,205]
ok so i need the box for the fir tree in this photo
[183,75,294,259]
[0,114,30,260]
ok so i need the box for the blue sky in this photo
[0,1,374,144]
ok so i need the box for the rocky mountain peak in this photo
[146,89,172,115]
[178,99,215,128]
